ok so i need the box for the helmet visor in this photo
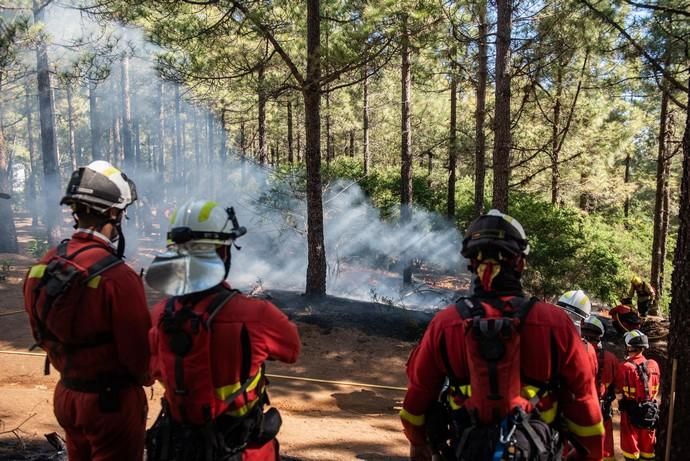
[145,247,226,296]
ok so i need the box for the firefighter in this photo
[401,209,604,461]
[556,289,599,375]
[581,316,619,461]
[617,330,660,461]
[610,298,642,336]
[23,160,150,461]
[145,199,301,461]
[627,276,656,318]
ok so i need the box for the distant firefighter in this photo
[628,275,656,318]
[610,298,642,335]
[145,200,301,461]
[24,161,150,461]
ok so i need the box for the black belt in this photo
[60,375,134,393]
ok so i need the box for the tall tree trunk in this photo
[193,107,201,171]
[448,44,458,219]
[258,63,267,164]
[287,101,294,163]
[88,80,101,161]
[66,82,78,171]
[659,160,670,302]
[400,16,413,285]
[363,67,370,175]
[624,151,631,217]
[474,0,488,216]
[0,72,18,252]
[120,56,134,171]
[156,81,165,174]
[349,129,355,157]
[112,112,121,164]
[206,110,214,195]
[304,0,326,295]
[219,109,227,162]
[173,84,181,179]
[651,77,670,312]
[25,79,39,225]
[34,1,61,245]
[551,65,563,205]
[240,120,246,158]
[659,71,690,461]
[491,0,513,211]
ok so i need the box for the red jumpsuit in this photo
[149,283,301,461]
[610,304,641,335]
[24,230,151,461]
[617,354,660,460]
[401,297,604,460]
[595,348,619,461]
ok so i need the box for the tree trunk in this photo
[448,44,458,219]
[349,129,355,157]
[304,0,326,295]
[400,16,413,285]
[551,65,563,205]
[112,111,121,164]
[658,72,690,461]
[258,63,267,164]
[34,1,61,245]
[156,81,165,174]
[174,84,181,179]
[219,109,227,162]
[193,108,201,172]
[25,79,39,226]
[474,0,488,217]
[66,82,78,171]
[624,151,631,217]
[88,81,100,161]
[491,0,512,212]
[651,78,670,312]
[363,67,370,175]
[240,120,246,158]
[0,72,18,252]
[287,100,294,163]
[120,56,134,171]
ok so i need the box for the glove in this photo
[410,443,433,461]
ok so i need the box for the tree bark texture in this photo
[65,83,78,171]
[651,80,670,310]
[551,65,563,205]
[448,45,458,219]
[474,0,488,217]
[287,100,294,163]
[258,63,267,164]
[400,16,413,285]
[25,80,39,225]
[0,72,18,252]
[34,2,61,245]
[624,151,631,217]
[173,84,181,178]
[491,0,512,212]
[156,81,165,174]
[363,68,370,175]
[304,0,327,295]
[120,56,134,171]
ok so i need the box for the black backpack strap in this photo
[57,240,70,257]
[205,289,239,328]
[83,255,123,285]
[455,296,484,320]
[636,360,650,398]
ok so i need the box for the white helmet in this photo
[146,200,247,296]
[60,160,137,213]
[557,290,592,321]
[581,316,605,338]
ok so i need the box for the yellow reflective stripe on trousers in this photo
[28,264,47,279]
[215,368,263,401]
[622,449,640,459]
[400,408,425,426]
[640,451,655,459]
[565,418,604,437]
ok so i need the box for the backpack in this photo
[625,361,659,429]
[148,288,280,461]
[30,240,123,372]
[430,296,559,461]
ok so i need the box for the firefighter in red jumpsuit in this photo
[556,289,599,377]
[617,330,660,461]
[610,298,642,336]
[401,209,604,461]
[24,161,150,461]
[145,200,301,461]
[581,316,619,461]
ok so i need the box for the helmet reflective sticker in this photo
[557,289,592,320]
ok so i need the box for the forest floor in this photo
[0,216,669,460]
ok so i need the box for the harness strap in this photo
[635,360,650,398]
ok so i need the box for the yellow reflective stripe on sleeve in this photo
[28,264,47,279]
[539,403,558,424]
[87,275,102,288]
[622,450,640,459]
[565,418,605,437]
[226,395,260,417]
[215,369,263,401]
[400,408,425,426]
[459,385,471,397]
[198,201,218,223]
